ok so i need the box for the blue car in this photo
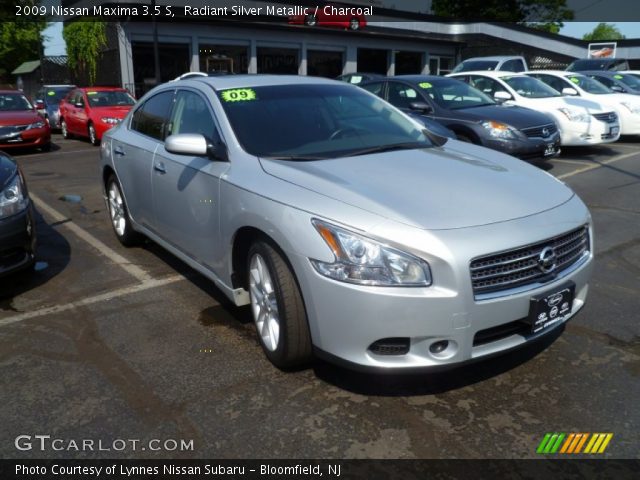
[34,85,75,130]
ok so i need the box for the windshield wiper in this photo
[262,155,328,162]
[344,142,430,157]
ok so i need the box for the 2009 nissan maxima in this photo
[100,75,593,371]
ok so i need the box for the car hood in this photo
[516,95,608,113]
[91,106,132,118]
[259,144,574,230]
[0,152,17,189]
[0,111,41,126]
[452,104,553,129]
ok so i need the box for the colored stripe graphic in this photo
[538,433,613,454]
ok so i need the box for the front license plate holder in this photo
[528,282,575,335]
[543,143,557,156]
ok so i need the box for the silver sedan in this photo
[99,75,593,371]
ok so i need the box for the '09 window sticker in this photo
[220,88,257,102]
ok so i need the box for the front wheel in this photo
[106,175,143,247]
[88,123,99,146]
[247,241,312,369]
[61,119,71,139]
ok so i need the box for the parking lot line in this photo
[30,192,152,283]
[0,275,185,327]
[558,151,639,180]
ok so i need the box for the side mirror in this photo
[493,91,512,102]
[409,101,433,114]
[35,100,45,109]
[610,85,624,93]
[165,133,228,161]
[74,102,84,108]
[562,87,578,96]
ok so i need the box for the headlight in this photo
[481,121,518,139]
[0,174,28,219]
[620,102,640,114]
[26,121,45,130]
[558,108,590,122]
[310,219,432,287]
[101,117,121,125]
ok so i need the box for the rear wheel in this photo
[88,123,99,146]
[106,175,143,247]
[247,241,312,369]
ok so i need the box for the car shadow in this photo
[0,210,71,311]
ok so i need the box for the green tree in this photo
[431,0,573,25]
[582,23,625,41]
[63,21,107,85]
[0,1,49,82]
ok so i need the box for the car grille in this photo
[470,226,589,297]
[0,125,28,137]
[521,123,558,138]
[592,112,618,124]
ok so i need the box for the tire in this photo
[60,119,71,139]
[247,241,312,369]
[304,14,317,26]
[40,142,51,152]
[88,123,99,146]
[106,174,143,247]
[349,17,360,30]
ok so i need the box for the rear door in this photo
[114,89,175,230]
[151,88,229,272]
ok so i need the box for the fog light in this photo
[429,340,449,354]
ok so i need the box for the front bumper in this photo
[291,196,593,371]
[0,205,36,278]
[481,133,560,160]
[0,127,51,150]
[559,120,620,146]
[618,110,640,135]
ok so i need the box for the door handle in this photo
[113,146,125,156]
[154,162,166,174]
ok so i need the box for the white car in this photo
[449,71,620,146]
[527,71,640,136]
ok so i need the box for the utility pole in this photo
[152,0,161,85]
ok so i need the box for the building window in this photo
[131,42,190,98]
[429,56,455,75]
[308,50,343,78]
[395,51,423,75]
[257,47,299,74]
[199,45,248,74]
[357,48,388,74]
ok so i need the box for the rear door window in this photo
[131,90,175,141]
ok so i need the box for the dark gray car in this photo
[360,75,560,160]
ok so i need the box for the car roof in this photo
[381,75,451,83]
[78,86,128,91]
[42,85,75,88]
[526,70,584,77]
[461,56,523,62]
[449,71,526,79]
[172,74,338,90]
[579,70,628,77]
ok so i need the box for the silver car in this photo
[100,75,593,371]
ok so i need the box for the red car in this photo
[0,90,51,152]
[59,87,135,145]
[288,3,368,30]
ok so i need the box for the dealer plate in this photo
[528,283,575,334]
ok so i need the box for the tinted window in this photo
[500,60,525,72]
[218,84,432,159]
[416,78,495,110]
[529,74,568,93]
[131,91,174,140]
[86,90,135,107]
[169,90,218,140]
[452,60,499,73]
[360,82,384,96]
[501,75,561,98]
[387,82,420,109]
[43,87,74,105]
[590,75,615,88]
[0,93,33,111]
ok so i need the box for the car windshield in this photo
[501,75,561,98]
[452,60,499,73]
[0,93,33,111]
[217,84,433,159]
[613,73,640,89]
[86,90,136,107]
[566,75,612,94]
[418,78,495,110]
[43,88,73,105]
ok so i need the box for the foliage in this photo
[582,23,625,41]
[63,21,107,85]
[431,0,573,24]
[0,1,49,81]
